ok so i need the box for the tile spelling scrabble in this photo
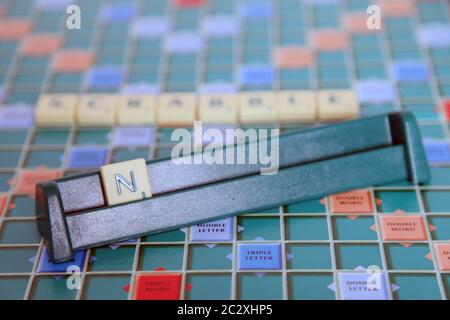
[33,91,360,127]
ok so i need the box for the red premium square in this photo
[14,168,60,196]
[443,100,450,121]
[0,194,7,216]
[134,274,182,300]
[173,0,205,7]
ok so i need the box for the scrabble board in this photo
[0,0,450,300]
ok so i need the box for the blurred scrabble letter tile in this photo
[118,95,156,125]
[318,90,359,121]
[199,94,238,124]
[239,92,277,124]
[100,158,151,206]
[434,243,450,271]
[277,91,317,123]
[237,243,282,270]
[157,93,196,126]
[36,94,78,127]
[330,190,373,214]
[379,215,428,241]
[77,95,118,127]
[134,274,182,300]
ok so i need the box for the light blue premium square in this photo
[190,218,234,242]
[237,243,282,270]
[338,272,389,300]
